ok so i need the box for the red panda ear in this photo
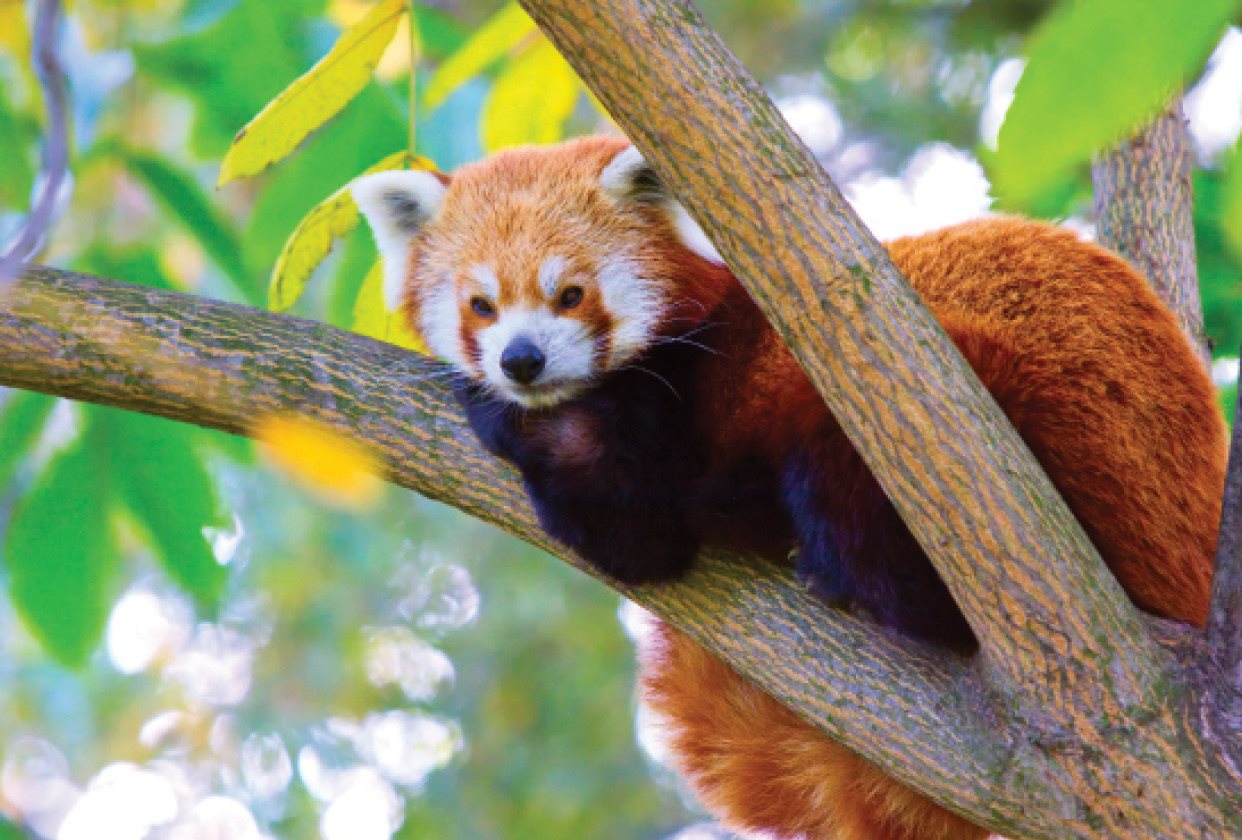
[599,146,724,265]
[351,170,449,310]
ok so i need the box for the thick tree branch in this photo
[519,0,1163,721]
[6,267,1242,837]
[1092,99,1210,365]
[1208,381,1242,713]
[0,265,1014,812]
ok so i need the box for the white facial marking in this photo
[538,256,568,297]
[671,203,724,264]
[350,170,447,310]
[469,264,500,299]
[597,254,662,367]
[477,307,596,408]
[417,274,466,370]
[599,146,648,196]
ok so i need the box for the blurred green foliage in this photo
[0,87,37,210]
[113,145,254,300]
[0,0,1239,837]
[134,0,321,158]
[993,0,1240,204]
[1194,169,1242,356]
[5,439,115,668]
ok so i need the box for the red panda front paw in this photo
[793,557,855,609]
[451,376,523,460]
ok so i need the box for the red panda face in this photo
[351,137,726,409]
[438,250,660,407]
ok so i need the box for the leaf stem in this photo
[407,1,419,155]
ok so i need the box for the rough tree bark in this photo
[1092,99,1211,365]
[514,5,1242,836]
[1,1,1240,838]
[520,0,1165,714]
[0,265,1003,810]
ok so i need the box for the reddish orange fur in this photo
[400,140,1227,839]
[640,219,1226,839]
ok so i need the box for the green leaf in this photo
[1191,168,1242,356]
[5,438,114,668]
[994,0,1240,204]
[481,38,579,153]
[0,83,35,210]
[75,243,178,291]
[1222,381,1238,428]
[415,5,469,60]
[0,813,31,840]
[116,148,255,302]
[329,226,377,328]
[218,0,406,185]
[352,259,427,352]
[0,390,54,490]
[88,407,227,609]
[423,1,536,111]
[1221,147,1242,261]
[269,150,432,312]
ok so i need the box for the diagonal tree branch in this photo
[0,264,1013,816]
[5,264,1241,837]
[518,0,1164,721]
[1091,97,1241,728]
[1092,99,1210,365]
[1207,380,1242,714]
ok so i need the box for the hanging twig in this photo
[0,0,71,290]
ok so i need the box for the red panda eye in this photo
[559,286,584,309]
[470,296,495,318]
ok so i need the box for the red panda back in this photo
[641,217,1227,840]
[887,217,1224,625]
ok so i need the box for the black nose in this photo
[500,337,546,384]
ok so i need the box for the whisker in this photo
[665,295,710,315]
[650,335,720,356]
[618,363,684,403]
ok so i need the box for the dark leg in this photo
[781,426,974,650]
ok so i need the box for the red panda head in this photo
[351,136,731,408]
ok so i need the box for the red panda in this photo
[351,135,1228,840]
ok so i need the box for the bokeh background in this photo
[0,1,1239,838]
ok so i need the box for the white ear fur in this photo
[670,203,723,264]
[350,170,447,310]
[599,146,723,264]
[599,145,651,197]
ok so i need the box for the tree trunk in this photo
[1092,99,1211,365]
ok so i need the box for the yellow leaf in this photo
[0,0,37,99]
[218,0,406,186]
[482,38,579,153]
[328,0,374,24]
[0,0,28,60]
[328,0,415,80]
[353,259,427,353]
[269,150,434,311]
[254,415,384,510]
[423,1,535,111]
